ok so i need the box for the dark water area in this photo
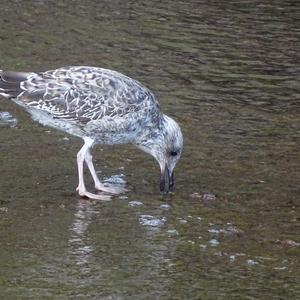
[0,0,299,299]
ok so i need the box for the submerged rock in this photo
[0,111,18,128]
[246,259,258,266]
[209,239,219,246]
[128,200,143,207]
[178,218,188,224]
[166,229,179,236]
[0,207,8,213]
[104,174,127,185]
[190,192,217,203]
[208,224,243,236]
[159,204,171,210]
[139,215,166,227]
[275,239,300,247]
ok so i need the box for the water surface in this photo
[0,0,299,299]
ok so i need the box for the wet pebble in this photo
[128,200,143,207]
[139,215,166,227]
[225,225,242,235]
[104,174,126,185]
[0,207,8,213]
[190,192,217,203]
[178,219,188,224]
[208,228,220,234]
[275,239,300,247]
[203,193,217,202]
[159,204,171,210]
[274,266,287,270]
[229,255,236,262]
[190,192,202,199]
[246,259,258,266]
[166,229,178,236]
[208,225,242,235]
[0,111,18,128]
[209,239,219,246]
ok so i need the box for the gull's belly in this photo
[27,107,84,137]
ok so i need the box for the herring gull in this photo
[0,66,183,200]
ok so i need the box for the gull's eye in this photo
[170,151,178,157]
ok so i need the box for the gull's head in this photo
[137,114,183,193]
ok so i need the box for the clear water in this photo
[0,0,299,299]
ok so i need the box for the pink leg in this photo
[76,137,111,201]
[84,148,127,195]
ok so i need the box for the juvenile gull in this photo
[0,66,183,200]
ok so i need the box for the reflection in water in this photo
[68,200,99,271]
[67,198,179,297]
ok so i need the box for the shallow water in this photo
[0,0,299,299]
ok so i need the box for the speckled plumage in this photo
[1,66,161,143]
[0,66,183,200]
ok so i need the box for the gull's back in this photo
[0,66,162,143]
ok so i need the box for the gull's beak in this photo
[160,166,174,194]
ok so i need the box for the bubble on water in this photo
[274,266,287,270]
[104,174,126,185]
[208,225,242,235]
[166,229,178,236]
[203,193,216,201]
[190,192,217,203]
[128,200,143,207]
[246,259,258,266]
[208,228,220,234]
[209,239,219,246]
[0,111,18,128]
[276,239,300,247]
[159,204,171,210]
[139,215,166,227]
[229,255,236,262]
[225,225,242,234]
[0,207,8,213]
[178,219,188,224]
[190,192,202,199]
[235,253,246,257]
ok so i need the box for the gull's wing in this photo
[0,66,161,125]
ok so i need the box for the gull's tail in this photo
[0,70,31,99]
